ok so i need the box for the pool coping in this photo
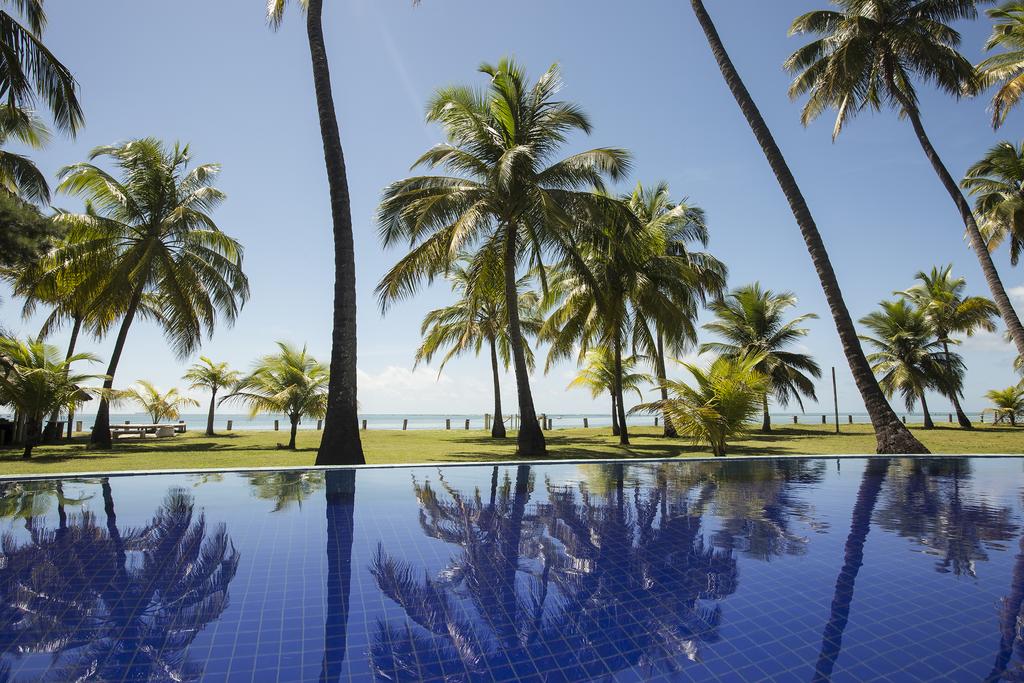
[1,452,1022,481]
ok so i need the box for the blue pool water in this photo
[1,457,1023,681]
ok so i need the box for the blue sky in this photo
[1,0,1021,416]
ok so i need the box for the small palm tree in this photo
[897,265,998,428]
[687,0,927,455]
[225,341,328,450]
[376,58,631,456]
[962,140,1024,266]
[632,354,769,457]
[785,0,1024,360]
[567,347,651,436]
[414,257,541,439]
[267,0,363,467]
[184,356,241,436]
[119,380,198,425]
[0,337,103,458]
[978,2,1024,129]
[701,284,821,432]
[985,386,1024,425]
[52,138,250,449]
[859,300,961,429]
[0,0,83,135]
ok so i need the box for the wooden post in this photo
[583,417,589,428]
[274,419,279,431]
[831,366,839,434]
[902,415,907,424]
[446,418,451,430]
[317,419,323,430]
[361,419,367,430]
[226,419,233,431]
[484,414,491,431]
[655,416,659,426]
[793,415,798,424]
[981,413,985,423]
[822,415,827,424]
[464,419,470,430]
[125,420,130,424]
[948,413,952,423]
[402,418,408,431]
[848,415,853,424]
[75,420,82,433]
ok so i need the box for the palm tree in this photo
[962,140,1024,267]
[414,258,542,439]
[540,189,706,446]
[785,0,1024,360]
[52,138,249,449]
[225,341,328,449]
[978,2,1024,128]
[859,300,961,429]
[632,353,770,457]
[701,284,821,432]
[0,336,102,457]
[567,347,652,437]
[267,0,363,467]
[687,0,927,454]
[0,105,51,202]
[626,182,727,438]
[0,0,83,135]
[376,58,631,456]
[985,385,1024,424]
[183,356,241,436]
[119,379,198,424]
[897,265,998,428]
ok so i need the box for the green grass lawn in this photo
[0,422,1021,476]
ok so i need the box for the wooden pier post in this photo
[821,415,826,424]
[402,418,408,431]
[446,418,451,430]
[793,415,798,424]
[464,419,470,430]
[655,417,659,426]
[274,419,279,431]
[226,419,233,431]
[583,417,589,428]
[848,415,853,424]
[361,419,367,430]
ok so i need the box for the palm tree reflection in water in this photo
[0,479,238,681]
[321,470,357,683]
[370,463,739,680]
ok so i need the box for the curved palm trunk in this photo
[943,343,972,429]
[503,228,545,456]
[305,0,364,467]
[610,392,620,436]
[288,413,299,450]
[812,458,889,682]
[613,334,630,446]
[895,98,1024,359]
[320,470,356,683]
[761,394,772,433]
[90,286,144,449]
[689,0,927,455]
[22,413,41,459]
[488,336,506,439]
[919,391,934,430]
[656,331,677,437]
[205,387,217,436]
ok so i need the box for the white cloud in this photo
[1010,285,1024,308]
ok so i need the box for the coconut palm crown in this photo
[978,1,1024,128]
[184,356,241,436]
[119,379,198,424]
[376,57,631,456]
[962,139,1024,265]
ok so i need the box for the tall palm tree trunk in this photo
[812,457,889,682]
[613,334,630,446]
[610,392,620,436]
[321,470,356,683]
[488,336,506,439]
[892,91,1024,358]
[689,0,927,455]
[90,287,144,449]
[205,388,217,436]
[761,393,772,432]
[503,228,545,455]
[919,391,934,429]
[656,331,677,437]
[943,341,972,429]
[306,0,364,467]
[288,413,299,450]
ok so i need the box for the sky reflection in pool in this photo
[1,457,1023,681]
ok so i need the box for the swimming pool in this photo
[0,456,1021,681]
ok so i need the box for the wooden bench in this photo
[110,423,187,439]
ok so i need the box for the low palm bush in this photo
[984,386,1024,426]
[632,354,768,457]
[119,380,198,424]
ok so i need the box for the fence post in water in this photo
[361,419,367,430]
[464,419,470,430]
[227,420,233,431]
[402,419,408,431]
[583,417,589,428]
[75,420,82,433]
[446,418,451,430]
[317,419,322,430]
[274,419,279,431]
